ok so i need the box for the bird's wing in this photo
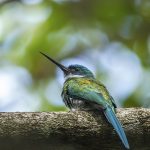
[110,96,117,108]
[66,77,114,109]
[94,79,117,109]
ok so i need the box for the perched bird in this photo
[40,52,130,149]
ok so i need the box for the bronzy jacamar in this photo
[40,52,130,149]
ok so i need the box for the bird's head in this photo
[67,64,94,78]
[40,52,94,79]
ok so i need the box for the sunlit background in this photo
[0,0,150,112]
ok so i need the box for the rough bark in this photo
[0,108,149,150]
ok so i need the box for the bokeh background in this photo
[0,0,150,112]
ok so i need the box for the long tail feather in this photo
[104,106,130,149]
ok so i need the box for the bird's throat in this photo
[65,74,84,80]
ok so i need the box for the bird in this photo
[40,52,130,149]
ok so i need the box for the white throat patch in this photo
[65,74,84,80]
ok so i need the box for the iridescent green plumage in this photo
[62,77,116,112]
[40,52,130,149]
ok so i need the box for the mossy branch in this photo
[0,108,149,150]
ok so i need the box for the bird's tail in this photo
[104,106,130,149]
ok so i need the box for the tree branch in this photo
[0,108,149,150]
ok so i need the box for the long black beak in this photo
[40,52,70,75]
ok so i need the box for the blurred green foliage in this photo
[0,0,150,111]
